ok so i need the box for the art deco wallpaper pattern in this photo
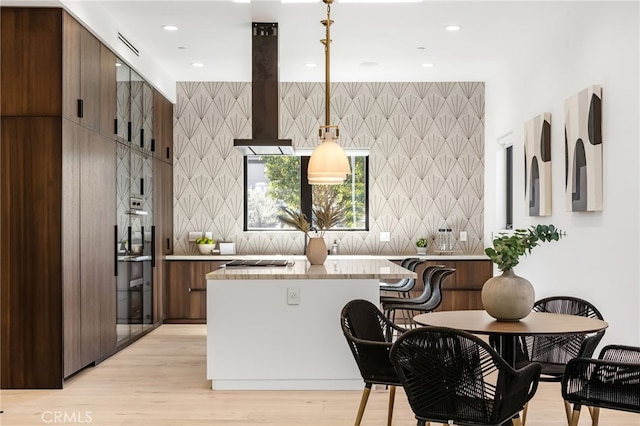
[173,81,485,255]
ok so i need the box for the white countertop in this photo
[205,258,417,280]
[168,254,489,261]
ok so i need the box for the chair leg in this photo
[521,402,528,426]
[568,406,581,426]
[589,406,600,426]
[387,385,396,426]
[355,384,372,426]
[564,401,574,424]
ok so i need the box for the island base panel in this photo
[207,278,380,390]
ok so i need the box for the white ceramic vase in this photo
[306,237,328,265]
[481,269,534,321]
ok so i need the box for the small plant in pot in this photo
[483,224,565,321]
[415,237,428,255]
[195,236,216,255]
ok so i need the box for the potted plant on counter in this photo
[415,237,429,255]
[195,236,216,255]
[482,224,564,321]
[278,191,345,265]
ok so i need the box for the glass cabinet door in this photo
[116,60,130,142]
[130,70,144,149]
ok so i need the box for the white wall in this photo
[485,2,640,347]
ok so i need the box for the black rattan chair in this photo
[514,296,606,424]
[562,344,640,426]
[390,326,541,426]
[382,267,454,327]
[341,299,407,426]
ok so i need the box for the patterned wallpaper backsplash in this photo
[173,81,485,255]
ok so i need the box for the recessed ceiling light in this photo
[192,62,204,68]
[421,63,435,68]
[305,63,317,68]
[360,62,379,67]
[445,25,461,31]
[162,25,178,31]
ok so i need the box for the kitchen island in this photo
[205,257,415,390]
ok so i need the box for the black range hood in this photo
[234,23,293,155]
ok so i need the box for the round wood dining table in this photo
[413,310,609,367]
[413,310,609,336]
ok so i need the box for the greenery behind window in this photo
[245,155,368,231]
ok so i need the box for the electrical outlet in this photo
[188,232,201,242]
[204,231,213,240]
[380,231,391,242]
[287,287,300,305]
[460,231,467,242]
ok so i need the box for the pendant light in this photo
[307,0,351,185]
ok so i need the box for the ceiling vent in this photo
[234,23,293,155]
[118,32,139,57]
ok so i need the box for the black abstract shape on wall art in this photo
[529,156,540,216]
[541,119,551,162]
[565,85,603,212]
[571,139,588,211]
[524,112,551,216]
[589,94,602,146]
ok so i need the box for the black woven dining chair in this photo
[562,344,640,426]
[340,299,407,426]
[390,326,541,426]
[514,296,606,425]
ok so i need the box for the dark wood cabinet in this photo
[406,259,493,311]
[152,159,173,326]
[80,130,117,362]
[1,116,64,389]
[0,8,63,117]
[1,7,161,388]
[61,120,117,377]
[165,261,226,323]
[62,12,101,131]
[153,89,173,163]
[99,44,117,139]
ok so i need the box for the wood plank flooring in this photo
[1,325,638,425]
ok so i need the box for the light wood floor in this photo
[1,325,638,426]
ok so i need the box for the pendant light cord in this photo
[322,0,333,128]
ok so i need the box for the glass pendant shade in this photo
[308,133,350,185]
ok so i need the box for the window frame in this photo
[243,155,369,232]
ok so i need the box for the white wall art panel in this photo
[174,81,485,255]
[565,85,603,212]
[524,113,552,216]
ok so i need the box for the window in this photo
[244,155,368,231]
[495,132,513,230]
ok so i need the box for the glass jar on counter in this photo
[437,228,453,252]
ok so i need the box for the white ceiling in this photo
[6,1,589,83]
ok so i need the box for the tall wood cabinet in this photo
[1,7,174,388]
[152,90,174,326]
[62,121,117,377]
